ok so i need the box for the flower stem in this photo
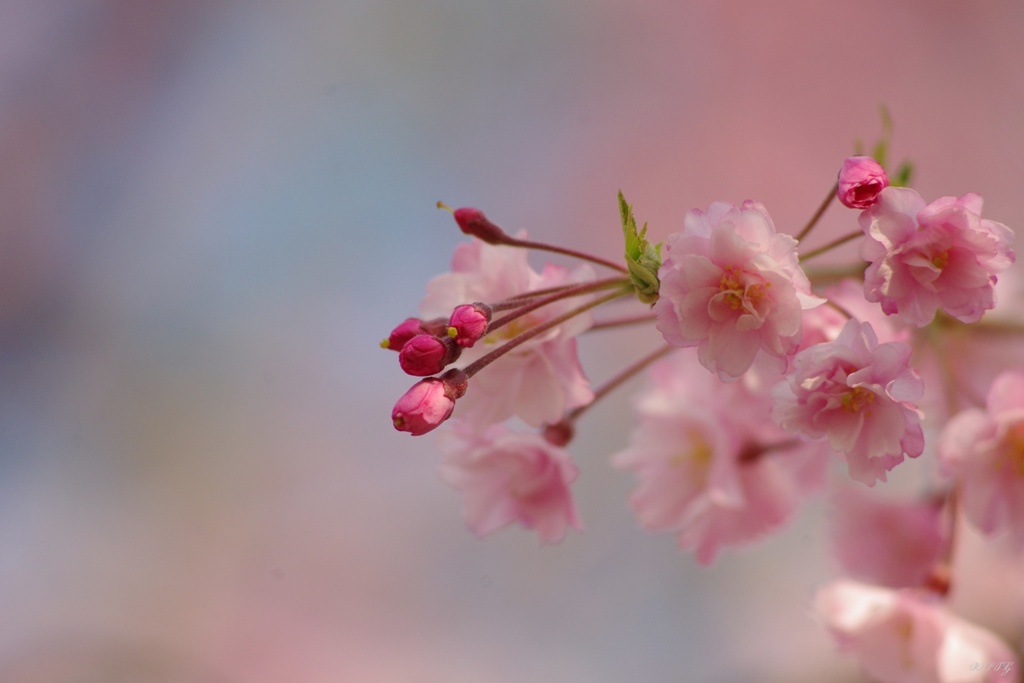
[799,230,862,262]
[795,181,838,242]
[464,287,633,379]
[487,277,630,336]
[564,344,677,423]
[499,234,629,274]
[587,312,658,332]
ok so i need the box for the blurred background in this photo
[1,1,1023,681]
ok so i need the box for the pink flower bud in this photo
[380,317,423,352]
[398,334,461,376]
[447,303,492,348]
[453,207,507,244]
[837,156,889,209]
[392,379,454,435]
[392,368,468,436]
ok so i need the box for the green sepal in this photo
[619,191,661,304]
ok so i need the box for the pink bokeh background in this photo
[1,2,1022,681]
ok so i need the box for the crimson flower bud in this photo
[837,156,889,209]
[453,207,507,244]
[447,303,492,348]
[392,368,468,436]
[398,334,462,376]
[380,317,424,352]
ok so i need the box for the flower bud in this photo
[398,334,462,376]
[447,303,492,348]
[453,207,507,244]
[391,368,469,436]
[392,379,455,435]
[380,317,424,352]
[837,156,889,209]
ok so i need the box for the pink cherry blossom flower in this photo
[438,420,582,543]
[837,156,889,209]
[421,235,594,427]
[772,319,924,485]
[815,580,1018,683]
[830,484,950,589]
[938,370,1024,545]
[860,187,1015,327]
[654,200,822,380]
[613,350,826,564]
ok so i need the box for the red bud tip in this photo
[452,207,507,245]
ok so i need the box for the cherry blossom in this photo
[438,420,582,543]
[654,200,822,380]
[772,319,924,485]
[860,187,1015,326]
[420,235,595,427]
[613,350,826,564]
[829,484,950,589]
[815,580,1018,683]
[837,155,889,209]
[938,370,1024,545]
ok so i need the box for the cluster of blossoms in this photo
[384,153,1023,681]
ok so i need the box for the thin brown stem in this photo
[565,344,677,423]
[464,288,632,379]
[799,230,863,262]
[795,181,839,242]
[487,277,631,335]
[587,312,658,332]
[500,234,629,274]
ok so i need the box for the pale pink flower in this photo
[938,370,1024,545]
[613,351,826,564]
[772,319,924,485]
[421,236,594,427]
[799,278,910,353]
[654,200,822,380]
[860,187,1015,326]
[830,485,950,589]
[815,580,1019,683]
[837,156,889,209]
[438,420,582,543]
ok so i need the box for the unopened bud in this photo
[447,303,492,348]
[837,156,889,209]
[391,368,469,436]
[542,420,574,447]
[381,317,424,351]
[392,378,455,435]
[398,334,462,377]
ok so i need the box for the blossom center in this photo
[718,266,770,311]
[931,250,949,270]
[841,386,875,414]
[670,429,714,479]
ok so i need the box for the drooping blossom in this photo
[438,419,582,543]
[799,278,909,353]
[654,200,822,380]
[421,235,594,427]
[860,187,1015,327]
[815,580,1018,683]
[613,350,826,564]
[837,156,889,209]
[772,319,924,486]
[830,484,950,589]
[938,370,1024,546]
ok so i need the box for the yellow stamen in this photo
[841,387,875,413]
